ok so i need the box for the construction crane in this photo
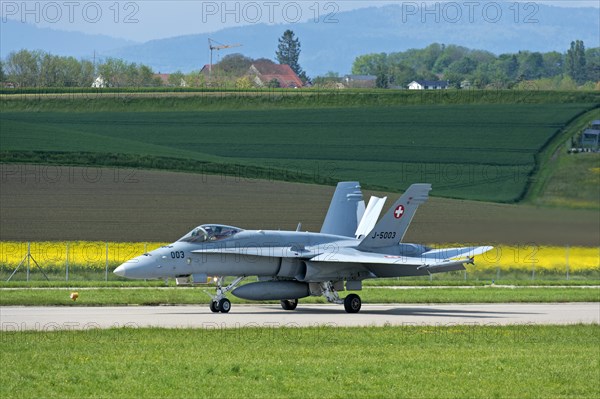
[208,38,242,78]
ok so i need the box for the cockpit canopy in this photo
[178,224,243,243]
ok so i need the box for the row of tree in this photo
[3,38,595,90]
[349,41,598,89]
[1,50,96,87]
[1,30,308,89]
[0,49,268,88]
[0,49,163,87]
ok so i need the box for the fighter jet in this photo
[114,182,492,313]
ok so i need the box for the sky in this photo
[1,1,598,42]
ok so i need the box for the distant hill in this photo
[101,3,600,75]
[0,19,137,59]
[2,3,598,75]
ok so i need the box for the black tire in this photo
[209,301,219,313]
[280,299,298,311]
[219,298,231,313]
[344,294,361,313]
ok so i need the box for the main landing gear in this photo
[208,276,244,313]
[343,294,362,313]
[280,299,298,310]
[278,282,362,313]
[206,278,362,314]
[321,281,362,313]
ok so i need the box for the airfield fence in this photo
[0,241,159,282]
[0,242,598,283]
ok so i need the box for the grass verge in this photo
[525,107,600,208]
[0,286,597,306]
[1,278,599,289]
[2,89,599,111]
[1,325,598,398]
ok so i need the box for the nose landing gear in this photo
[207,276,244,313]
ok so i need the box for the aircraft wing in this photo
[310,248,424,265]
[310,246,493,266]
[420,246,494,261]
[192,245,493,265]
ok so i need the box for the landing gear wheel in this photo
[344,294,361,313]
[219,298,231,313]
[280,299,298,311]
[209,301,219,313]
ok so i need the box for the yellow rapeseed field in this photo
[472,245,599,273]
[0,242,598,273]
[0,242,168,271]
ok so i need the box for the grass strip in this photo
[2,89,599,112]
[524,107,600,206]
[0,287,597,306]
[1,325,598,398]
[1,278,599,289]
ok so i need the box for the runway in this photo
[2,303,599,330]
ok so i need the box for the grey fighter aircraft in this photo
[114,182,493,313]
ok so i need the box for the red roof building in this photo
[249,62,303,88]
[199,65,213,76]
[154,73,170,85]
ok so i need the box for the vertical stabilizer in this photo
[358,184,431,250]
[320,182,364,237]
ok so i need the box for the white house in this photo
[408,80,449,90]
[91,75,107,88]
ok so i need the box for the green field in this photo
[525,107,600,209]
[1,103,596,201]
[2,88,598,110]
[1,286,598,306]
[537,153,600,208]
[1,325,598,398]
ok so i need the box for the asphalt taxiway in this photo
[2,303,598,330]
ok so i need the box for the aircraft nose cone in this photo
[114,264,127,277]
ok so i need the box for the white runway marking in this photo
[2,303,599,330]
